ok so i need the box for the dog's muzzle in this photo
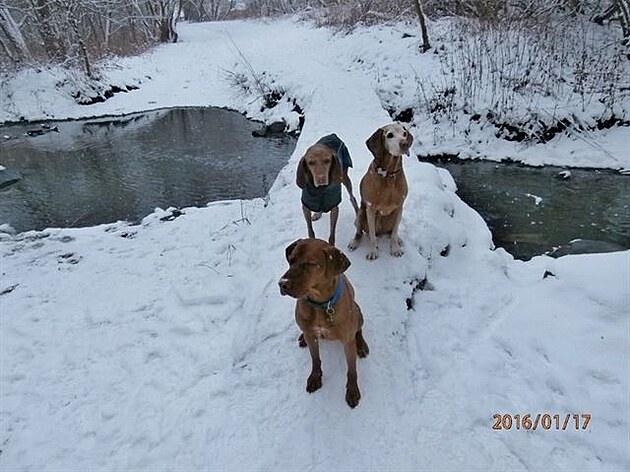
[278,278,290,296]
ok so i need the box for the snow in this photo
[525,193,543,206]
[1,17,629,471]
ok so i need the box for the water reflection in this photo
[422,156,630,260]
[0,108,295,232]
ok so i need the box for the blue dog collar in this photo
[306,276,345,320]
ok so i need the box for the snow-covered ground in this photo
[1,18,629,471]
[2,18,629,170]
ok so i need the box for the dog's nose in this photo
[278,278,290,295]
[400,141,411,155]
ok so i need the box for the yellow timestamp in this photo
[492,413,591,431]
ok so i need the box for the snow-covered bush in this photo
[0,0,179,74]
[415,14,629,142]
[222,49,304,132]
[306,1,413,30]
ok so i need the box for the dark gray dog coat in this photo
[301,134,353,213]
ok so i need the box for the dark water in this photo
[2,109,627,260]
[422,156,630,260]
[0,108,295,233]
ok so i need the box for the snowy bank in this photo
[1,19,628,471]
[2,18,629,170]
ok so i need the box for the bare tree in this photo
[0,0,189,72]
[144,0,181,43]
[0,2,32,63]
[206,0,235,20]
[412,0,430,52]
[29,0,66,60]
[593,0,630,45]
[62,0,95,77]
[181,0,207,21]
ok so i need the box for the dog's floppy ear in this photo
[405,126,414,151]
[366,128,385,160]
[329,152,343,184]
[296,156,311,189]
[325,244,351,276]
[285,239,301,262]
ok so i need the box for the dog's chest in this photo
[313,325,332,339]
[368,190,407,215]
[363,175,407,214]
[308,314,338,340]
[372,202,401,216]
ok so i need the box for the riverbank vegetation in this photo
[1,1,628,148]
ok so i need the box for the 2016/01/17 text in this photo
[492,413,591,431]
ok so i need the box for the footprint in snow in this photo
[57,252,82,264]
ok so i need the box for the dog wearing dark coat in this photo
[296,134,359,246]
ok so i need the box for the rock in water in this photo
[0,169,22,190]
[252,121,286,137]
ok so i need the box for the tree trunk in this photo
[0,34,16,62]
[618,0,630,44]
[73,23,94,78]
[412,0,431,53]
[30,0,65,60]
[594,0,630,45]
[104,12,111,48]
[0,6,32,62]
[182,0,203,21]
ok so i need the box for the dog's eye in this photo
[386,132,394,139]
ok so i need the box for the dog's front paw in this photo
[345,385,361,408]
[306,371,323,393]
[347,239,359,251]
[366,250,379,260]
[390,246,405,257]
[390,237,404,257]
[357,341,369,358]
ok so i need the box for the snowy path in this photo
[1,19,629,471]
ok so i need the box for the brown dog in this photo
[348,124,414,260]
[278,238,369,408]
[296,134,359,246]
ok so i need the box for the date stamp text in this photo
[492,413,591,431]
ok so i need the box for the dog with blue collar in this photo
[279,238,369,408]
[296,134,359,247]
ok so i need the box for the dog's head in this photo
[296,143,342,188]
[366,124,414,161]
[279,238,351,298]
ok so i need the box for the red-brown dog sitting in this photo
[278,238,369,408]
[348,124,414,260]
